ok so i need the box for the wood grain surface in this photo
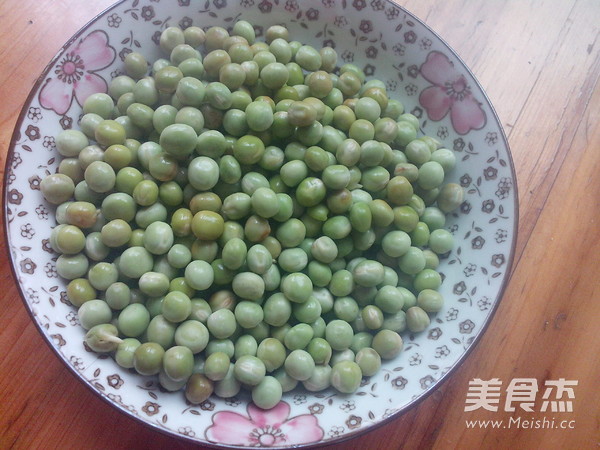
[1,1,599,449]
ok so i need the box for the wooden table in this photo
[1,1,598,448]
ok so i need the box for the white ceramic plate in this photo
[4,0,517,447]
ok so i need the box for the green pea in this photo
[415,289,443,313]
[114,167,142,195]
[429,228,455,254]
[210,259,235,286]
[380,310,406,333]
[300,364,331,392]
[160,26,185,54]
[361,304,384,330]
[115,303,149,337]
[109,74,136,100]
[305,338,331,366]
[138,271,170,297]
[393,162,418,183]
[209,289,236,311]
[55,129,89,157]
[169,208,192,238]
[184,260,214,291]
[243,214,270,242]
[418,160,445,190]
[385,176,413,206]
[276,248,306,273]
[269,367,297,393]
[56,159,83,186]
[328,270,353,298]
[429,148,455,172]
[83,161,115,194]
[204,351,231,381]
[437,183,464,213]
[247,187,279,219]
[306,261,332,288]
[205,339,235,358]
[355,347,381,377]
[66,278,96,307]
[187,300,210,324]
[232,134,264,165]
[284,349,315,381]
[346,332,370,355]
[87,262,118,290]
[319,166,349,191]
[408,221,430,247]
[398,246,426,275]
[99,219,131,248]
[393,205,419,232]
[78,145,104,171]
[100,283,129,311]
[372,329,403,359]
[282,323,313,350]
[241,322,267,345]
[191,210,224,241]
[294,177,325,208]
[144,314,175,348]
[232,301,263,329]
[281,272,313,303]
[114,337,141,368]
[275,218,306,248]
[303,146,328,172]
[352,260,385,287]
[295,120,323,146]
[64,202,97,230]
[185,374,214,404]
[133,342,165,376]
[233,355,265,386]
[261,293,291,327]
[405,139,431,165]
[259,62,289,90]
[141,221,173,255]
[220,238,246,271]
[234,334,258,359]
[77,299,112,331]
[252,376,282,409]
[420,207,445,231]
[348,119,374,144]
[382,230,411,257]
[232,272,265,301]
[357,167,387,194]
[322,216,351,240]
[207,308,237,339]
[337,71,362,98]
[330,360,362,394]
[292,294,321,322]
[324,319,353,351]
[304,68,331,96]
[156,124,196,160]
[303,318,322,342]
[286,100,316,127]
[232,20,255,44]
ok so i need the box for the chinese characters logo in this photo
[464,378,577,413]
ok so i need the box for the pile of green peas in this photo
[40,21,464,410]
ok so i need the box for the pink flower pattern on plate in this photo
[419,51,486,135]
[205,402,323,446]
[39,30,116,115]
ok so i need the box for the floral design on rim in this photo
[419,51,486,135]
[205,402,324,446]
[39,30,116,115]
